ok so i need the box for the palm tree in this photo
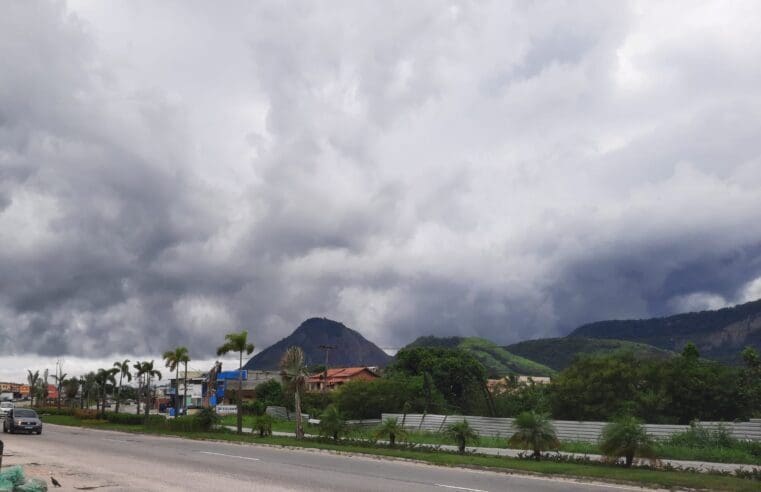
[445,420,480,453]
[137,361,162,423]
[600,416,657,467]
[95,368,118,418]
[132,361,143,414]
[374,417,408,447]
[80,372,97,409]
[52,366,67,410]
[180,350,190,415]
[163,347,189,414]
[217,331,255,434]
[318,405,347,442]
[508,411,559,461]
[26,370,40,407]
[113,359,132,414]
[279,346,308,439]
[63,378,80,407]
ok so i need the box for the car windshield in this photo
[0,402,12,408]
[14,409,37,418]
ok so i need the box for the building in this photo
[166,371,206,409]
[306,367,378,392]
[487,375,551,395]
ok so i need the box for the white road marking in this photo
[199,451,261,461]
[435,485,488,492]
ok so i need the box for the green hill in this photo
[406,336,555,377]
[569,298,761,364]
[505,337,674,371]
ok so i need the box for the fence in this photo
[382,414,761,443]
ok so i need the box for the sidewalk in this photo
[222,425,758,474]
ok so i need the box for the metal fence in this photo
[382,413,761,442]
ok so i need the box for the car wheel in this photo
[36,429,42,435]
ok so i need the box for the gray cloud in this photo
[1,0,761,359]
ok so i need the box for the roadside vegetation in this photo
[37,411,761,492]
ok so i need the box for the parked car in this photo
[2,408,42,434]
[0,401,13,418]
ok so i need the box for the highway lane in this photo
[0,424,652,491]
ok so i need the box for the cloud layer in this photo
[1,0,761,360]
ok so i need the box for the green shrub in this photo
[195,408,221,431]
[600,416,656,467]
[318,405,347,442]
[104,412,145,425]
[73,408,100,420]
[253,414,274,437]
[167,415,200,432]
[667,421,736,448]
[36,407,77,416]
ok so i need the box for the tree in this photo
[80,372,97,409]
[26,370,40,407]
[132,361,144,414]
[280,346,309,439]
[600,416,657,467]
[217,331,255,434]
[137,361,162,423]
[163,347,189,413]
[252,414,274,437]
[52,363,67,410]
[390,347,491,415]
[739,346,761,417]
[445,420,479,453]
[318,405,347,442]
[62,378,80,407]
[113,359,132,414]
[373,417,408,447]
[507,411,559,461]
[95,368,118,418]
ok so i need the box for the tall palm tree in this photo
[26,370,40,407]
[508,411,559,461]
[132,361,143,414]
[95,368,118,418]
[180,350,191,415]
[80,372,97,409]
[600,416,657,467]
[279,346,309,439]
[216,331,254,434]
[113,359,132,414]
[63,378,80,408]
[163,347,186,413]
[138,361,162,423]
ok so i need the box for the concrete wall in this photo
[382,413,761,442]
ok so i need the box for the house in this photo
[487,375,551,395]
[306,367,378,392]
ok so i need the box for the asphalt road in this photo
[0,424,652,491]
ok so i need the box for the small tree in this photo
[318,405,347,442]
[253,414,274,437]
[600,416,657,467]
[374,417,408,447]
[113,359,132,414]
[508,411,559,461]
[445,420,479,453]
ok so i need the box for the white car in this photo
[0,401,13,419]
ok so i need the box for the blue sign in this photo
[217,370,247,380]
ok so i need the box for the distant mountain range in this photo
[242,298,761,376]
[243,318,392,371]
[504,337,674,372]
[405,336,556,377]
[569,298,761,364]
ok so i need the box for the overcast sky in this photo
[2,0,761,380]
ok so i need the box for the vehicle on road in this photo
[0,401,13,418]
[2,408,42,434]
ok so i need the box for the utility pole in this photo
[318,345,336,393]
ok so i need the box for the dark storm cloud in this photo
[1,0,761,358]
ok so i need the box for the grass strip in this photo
[40,414,759,491]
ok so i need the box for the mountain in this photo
[569,298,761,364]
[405,336,555,377]
[243,318,392,371]
[504,337,674,371]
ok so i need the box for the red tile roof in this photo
[306,367,376,383]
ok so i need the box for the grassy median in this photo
[39,414,760,491]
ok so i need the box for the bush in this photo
[318,405,347,442]
[104,412,145,425]
[36,407,76,416]
[252,414,274,437]
[167,415,201,432]
[667,421,736,448]
[600,416,657,467]
[195,408,221,431]
[73,409,100,420]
